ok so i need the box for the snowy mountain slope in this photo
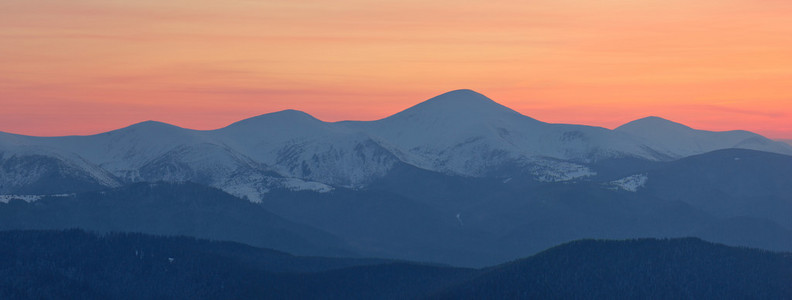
[32,121,210,176]
[344,90,669,177]
[211,110,401,187]
[616,116,792,157]
[1,90,790,200]
[0,133,122,192]
[0,110,401,197]
[0,147,121,194]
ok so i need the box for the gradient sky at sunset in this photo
[2,0,791,138]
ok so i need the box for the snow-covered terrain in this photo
[1,89,790,201]
[616,117,792,158]
[609,174,648,192]
[0,193,72,204]
[526,159,596,182]
[346,90,666,176]
[0,194,42,203]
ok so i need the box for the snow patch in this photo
[278,178,334,193]
[221,184,267,203]
[609,174,648,192]
[0,195,42,203]
[218,174,333,203]
[530,160,596,182]
[0,193,72,204]
[215,173,272,203]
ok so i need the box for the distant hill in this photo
[0,182,352,257]
[2,230,791,299]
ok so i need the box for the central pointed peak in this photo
[423,89,499,107]
[367,89,542,147]
[616,116,694,133]
[384,89,531,123]
[114,120,184,135]
[223,109,322,129]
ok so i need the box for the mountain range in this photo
[2,89,791,267]
[2,89,790,200]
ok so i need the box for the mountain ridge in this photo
[615,115,790,157]
[1,89,790,199]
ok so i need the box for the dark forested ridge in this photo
[2,230,791,299]
[434,238,792,299]
[0,229,476,299]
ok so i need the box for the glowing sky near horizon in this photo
[1,0,791,138]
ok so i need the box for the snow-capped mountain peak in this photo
[406,89,510,112]
[380,89,532,125]
[615,116,792,157]
[365,89,543,150]
[123,120,184,130]
[223,110,323,130]
[2,89,791,201]
[214,109,334,145]
[616,116,694,133]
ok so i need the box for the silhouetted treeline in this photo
[0,229,475,299]
[434,238,792,299]
[2,230,791,299]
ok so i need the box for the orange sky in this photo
[1,0,791,139]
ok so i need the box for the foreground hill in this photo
[0,230,475,300]
[435,238,792,299]
[2,230,790,299]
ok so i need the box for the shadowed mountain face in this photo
[643,149,792,229]
[2,230,790,300]
[253,148,792,267]
[0,182,353,257]
[434,237,792,299]
[3,150,791,267]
